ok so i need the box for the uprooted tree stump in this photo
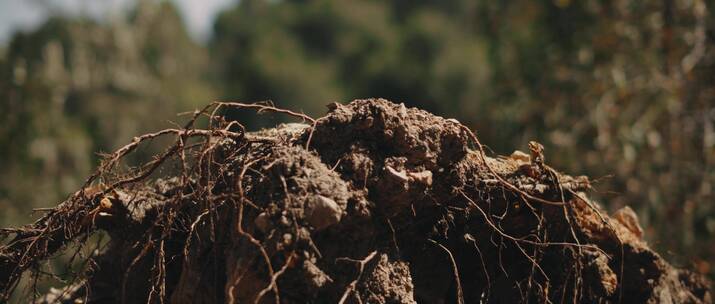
[0,99,710,303]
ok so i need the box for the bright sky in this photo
[0,0,236,45]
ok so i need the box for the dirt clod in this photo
[0,98,709,303]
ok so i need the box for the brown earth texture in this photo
[0,99,711,303]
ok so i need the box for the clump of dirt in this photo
[0,99,710,303]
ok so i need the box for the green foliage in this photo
[0,2,216,226]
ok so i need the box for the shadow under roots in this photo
[0,99,710,304]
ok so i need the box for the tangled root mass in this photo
[0,99,710,303]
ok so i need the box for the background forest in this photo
[1,0,713,284]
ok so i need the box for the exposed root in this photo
[337,251,378,304]
[428,239,464,304]
[0,98,709,304]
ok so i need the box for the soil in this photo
[0,98,710,303]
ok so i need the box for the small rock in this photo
[407,170,433,186]
[614,206,644,239]
[254,212,271,233]
[305,195,342,230]
[398,103,408,117]
[282,233,293,246]
[510,150,531,163]
[385,166,409,183]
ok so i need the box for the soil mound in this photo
[0,99,710,303]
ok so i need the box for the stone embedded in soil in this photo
[304,195,342,230]
[613,205,644,239]
[1,98,709,304]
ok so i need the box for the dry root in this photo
[0,99,710,303]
